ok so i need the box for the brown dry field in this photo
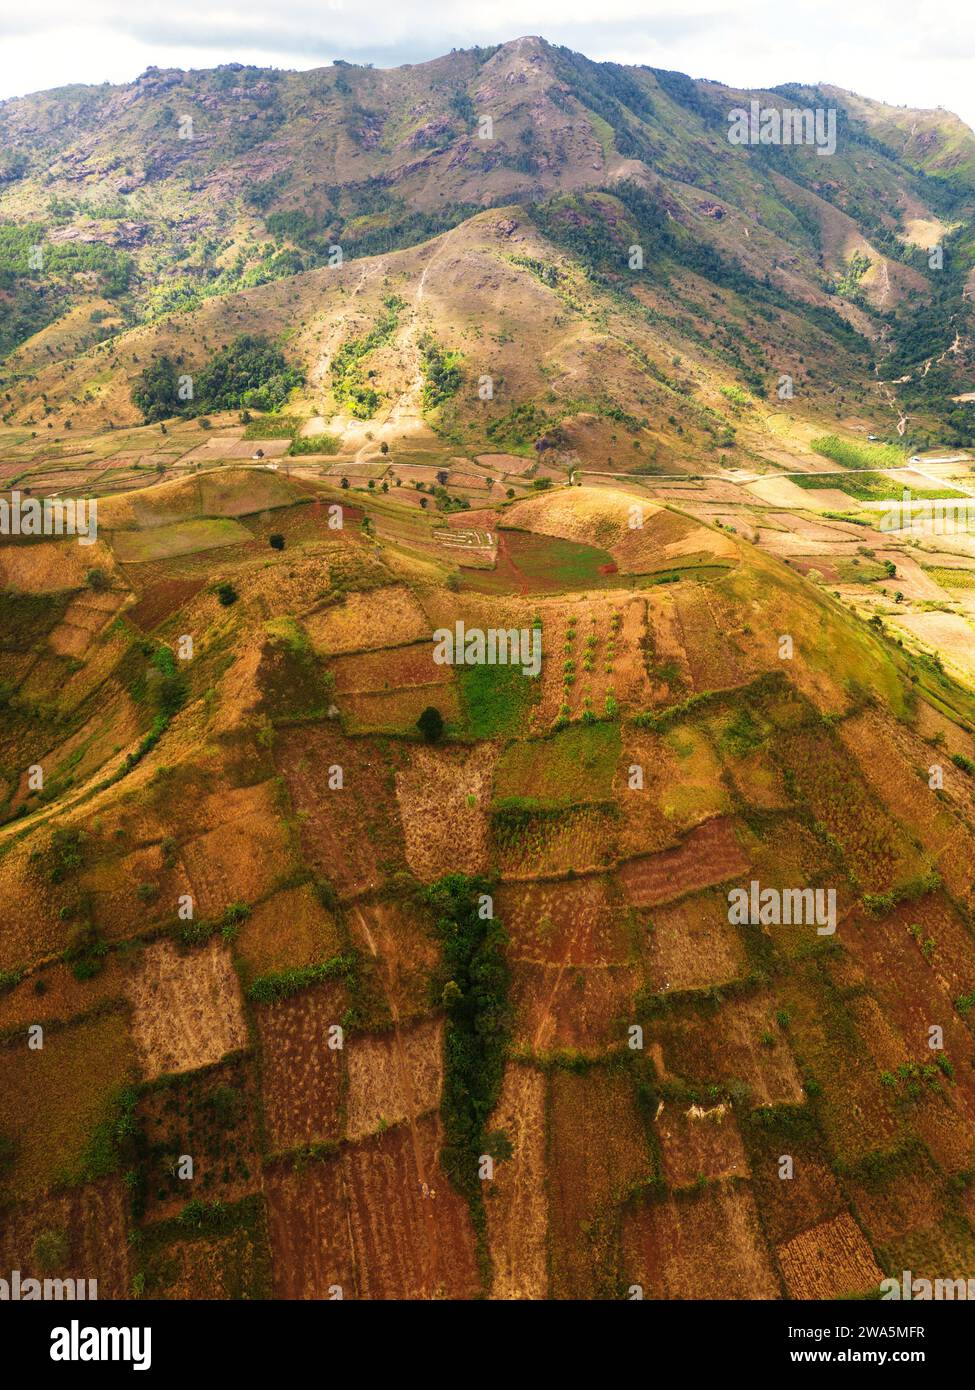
[646,889,749,991]
[0,955,127,1036]
[345,1018,443,1141]
[534,594,651,726]
[341,683,463,734]
[143,1215,271,1299]
[494,804,622,878]
[263,1154,356,1298]
[651,990,805,1107]
[839,710,975,903]
[394,743,495,880]
[0,841,92,971]
[234,882,344,982]
[618,816,749,908]
[844,1149,947,1249]
[880,1211,975,1283]
[740,816,837,904]
[655,1102,750,1188]
[485,1063,548,1299]
[305,584,430,654]
[0,536,120,593]
[346,898,439,1024]
[841,903,975,1119]
[329,641,450,693]
[673,586,752,691]
[496,874,632,965]
[80,838,194,942]
[177,781,295,919]
[127,576,208,630]
[47,589,126,659]
[124,938,247,1081]
[341,1114,480,1298]
[775,967,908,1168]
[763,726,927,895]
[615,727,729,853]
[274,726,408,898]
[0,1178,132,1298]
[743,1123,846,1246]
[624,1180,780,1298]
[512,959,640,1053]
[644,588,693,700]
[255,978,347,1152]
[777,1212,884,1299]
[547,1067,653,1298]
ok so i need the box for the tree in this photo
[269,533,285,550]
[193,334,303,414]
[131,354,180,423]
[85,567,109,592]
[380,441,389,455]
[215,582,238,607]
[417,706,444,742]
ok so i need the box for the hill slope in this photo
[3,36,975,451]
[1,469,975,1297]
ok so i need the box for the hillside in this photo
[4,35,975,1305]
[2,465,975,1298]
[3,36,975,455]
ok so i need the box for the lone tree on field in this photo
[417,706,444,743]
[269,533,285,550]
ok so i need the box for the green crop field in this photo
[110,517,252,562]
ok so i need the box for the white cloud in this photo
[1,0,973,131]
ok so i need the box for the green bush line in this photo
[423,873,510,1281]
[246,952,358,1003]
[632,670,786,731]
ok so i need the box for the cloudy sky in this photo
[1,0,973,130]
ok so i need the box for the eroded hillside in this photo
[2,473,975,1298]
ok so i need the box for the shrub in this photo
[417,706,444,742]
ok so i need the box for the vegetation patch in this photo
[809,435,906,471]
[424,874,510,1264]
[458,661,535,738]
[330,296,403,419]
[493,722,620,807]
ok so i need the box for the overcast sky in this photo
[1,0,974,131]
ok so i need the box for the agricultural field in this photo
[4,33,975,1312]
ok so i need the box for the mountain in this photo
[3,38,975,1303]
[2,36,975,452]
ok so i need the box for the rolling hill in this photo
[3,36,975,1303]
